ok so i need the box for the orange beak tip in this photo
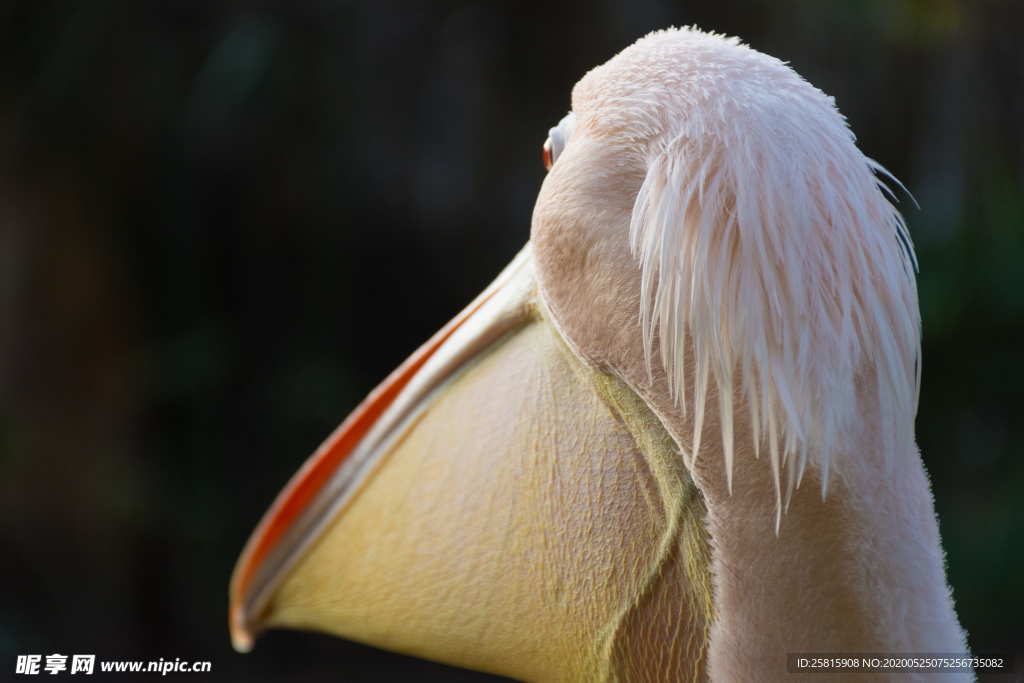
[230,605,255,653]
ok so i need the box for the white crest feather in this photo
[625,29,921,506]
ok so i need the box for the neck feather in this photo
[667,378,968,680]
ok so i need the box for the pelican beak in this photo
[228,245,536,652]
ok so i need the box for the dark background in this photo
[2,1,1021,680]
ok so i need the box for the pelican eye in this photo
[542,111,576,171]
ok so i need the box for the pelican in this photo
[229,27,969,681]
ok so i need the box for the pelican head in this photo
[230,27,967,681]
